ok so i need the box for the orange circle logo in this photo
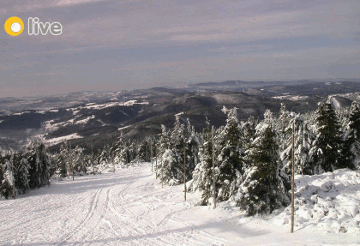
[4,16,24,36]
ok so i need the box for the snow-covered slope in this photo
[274,169,360,234]
[0,164,359,245]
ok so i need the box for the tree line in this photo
[1,96,359,216]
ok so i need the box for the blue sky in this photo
[1,0,359,97]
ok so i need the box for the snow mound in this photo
[274,169,360,234]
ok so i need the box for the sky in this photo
[0,0,359,98]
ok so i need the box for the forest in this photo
[1,96,359,216]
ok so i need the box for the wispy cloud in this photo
[0,0,359,97]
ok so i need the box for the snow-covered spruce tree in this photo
[113,135,125,165]
[128,141,138,163]
[241,116,257,150]
[276,104,293,174]
[236,110,290,216]
[311,102,342,174]
[98,145,110,170]
[216,107,244,202]
[156,124,170,179]
[158,149,178,185]
[119,141,132,165]
[157,124,170,159]
[340,100,360,170]
[12,151,30,194]
[191,123,218,205]
[0,158,15,199]
[293,119,317,175]
[159,116,187,185]
[278,112,317,175]
[277,103,292,145]
[26,141,51,188]
[158,116,199,185]
[185,120,200,181]
[73,146,86,175]
[138,138,151,162]
[56,142,69,178]
[241,115,258,171]
[0,159,8,198]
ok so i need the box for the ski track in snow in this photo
[0,164,359,246]
[0,165,228,246]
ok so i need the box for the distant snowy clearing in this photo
[45,133,83,146]
[0,163,359,246]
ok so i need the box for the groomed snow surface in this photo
[0,163,359,246]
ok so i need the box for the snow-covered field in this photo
[0,164,359,246]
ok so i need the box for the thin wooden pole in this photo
[212,126,216,209]
[151,140,153,172]
[184,147,187,201]
[291,120,295,233]
[155,146,158,179]
[11,160,16,199]
[161,156,163,189]
[69,141,74,181]
[91,144,95,175]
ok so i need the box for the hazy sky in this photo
[1,0,359,97]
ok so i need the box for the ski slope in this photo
[0,163,359,246]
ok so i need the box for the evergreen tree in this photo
[138,139,151,162]
[1,158,15,199]
[73,146,86,175]
[241,116,257,150]
[340,101,360,170]
[56,142,68,178]
[158,149,179,185]
[12,151,30,194]
[216,107,243,201]
[160,116,187,185]
[312,102,342,173]
[113,136,125,165]
[185,122,200,180]
[26,141,51,188]
[191,125,217,205]
[99,146,110,168]
[119,141,132,165]
[237,121,290,216]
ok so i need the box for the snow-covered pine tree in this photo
[130,141,138,162]
[339,100,360,170]
[191,123,218,205]
[113,135,124,166]
[0,158,8,198]
[276,104,293,174]
[293,119,316,175]
[158,149,178,185]
[241,116,257,150]
[12,151,30,194]
[26,141,51,188]
[157,124,170,159]
[311,101,342,173]
[185,120,200,181]
[236,111,290,216]
[0,158,14,199]
[138,138,151,162]
[241,116,258,171]
[159,116,187,185]
[278,112,316,176]
[216,107,243,201]
[73,146,86,175]
[277,104,292,142]
[98,146,110,170]
[56,142,68,178]
[119,141,132,165]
